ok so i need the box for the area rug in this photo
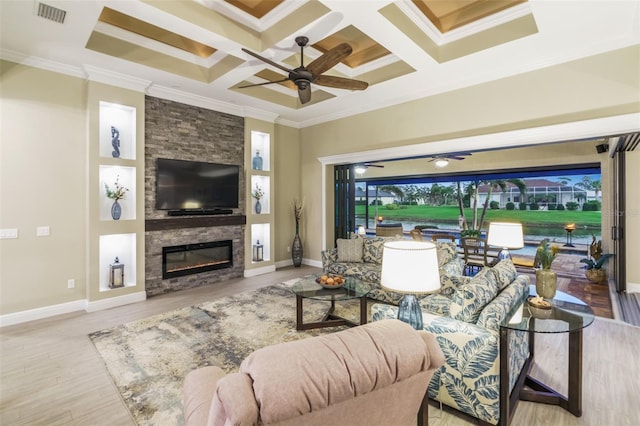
[89,279,362,425]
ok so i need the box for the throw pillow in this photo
[491,259,517,290]
[435,242,457,266]
[337,238,364,263]
[363,236,400,265]
[439,274,472,297]
[449,269,500,323]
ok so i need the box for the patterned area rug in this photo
[89,279,361,425]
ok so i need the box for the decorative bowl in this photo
[528,296,552,319]
[316,274,345,289]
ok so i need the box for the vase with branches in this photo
[252,184,264,214]
[104,176,129,220]
[291,198,304,267]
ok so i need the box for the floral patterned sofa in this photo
[372,259,530,426]
[321,235,465,304]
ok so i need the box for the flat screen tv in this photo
[156,158,239,211]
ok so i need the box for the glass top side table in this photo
[498,286,595,425]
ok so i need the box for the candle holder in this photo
[252,240,264,262]
[109,257,125,288]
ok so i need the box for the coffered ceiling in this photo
[1,1,638,127]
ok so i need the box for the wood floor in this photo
[2,264,637,425]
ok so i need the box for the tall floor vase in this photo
[292,223,303,267]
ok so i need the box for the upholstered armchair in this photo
[183,319,444,426]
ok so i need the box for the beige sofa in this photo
[322,236,465,304]
[183,319,445,426]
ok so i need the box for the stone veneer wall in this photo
[144,96,245,297]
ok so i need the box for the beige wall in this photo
[273,124,301,263]
[625,151,640,288]
[1,61,87,314]
[299,46,640,262]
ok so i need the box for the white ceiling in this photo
[1,0,639,128]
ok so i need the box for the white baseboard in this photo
[304,258,322,268]
[626,282,640,293]
[244,264,277,277]
[85,291,147,313]
[0,299,86,328]
[274,258,322,269]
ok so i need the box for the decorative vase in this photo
[111,200,122,220]
[535,269,557,299]
[586,269,607,284]
[292,223,303,267]
[255,200,262,214]
[252,150,263,170]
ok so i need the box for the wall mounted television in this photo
[156,158,239,211]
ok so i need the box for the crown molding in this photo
[243,105,280,123]
[147,84,245,116]
[83,65,153,92]
[0,48,86,79]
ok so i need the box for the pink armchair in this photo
[183,319,444,426]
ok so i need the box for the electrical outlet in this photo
[287,246,291,253]
[67,279,75,289]
[0,228,18,239]
[37,226,50,237]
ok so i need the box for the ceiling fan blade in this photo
[314,75,368,90]
[449,156,466,160]
[298,85,311,104]
[241,48,292,74]
[238,78,290,89]
[364,163,384,168]
[306,43,352,76]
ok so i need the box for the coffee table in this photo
[499,286,595,425]
[291,276,371,331]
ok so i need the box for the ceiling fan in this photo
[354,162,384,174]
[428,152,472,168]
[239,36,369,104]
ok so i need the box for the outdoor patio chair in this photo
[409,229,423,240]
[431,233,456,243]
[376,224,404,237]
[461,236,489,275]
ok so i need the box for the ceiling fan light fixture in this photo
[434,158,449,168]
[354,165,367,174]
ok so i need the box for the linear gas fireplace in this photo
[162,240,233,279]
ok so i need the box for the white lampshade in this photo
[487,222,524,249]
[381,240,440,295]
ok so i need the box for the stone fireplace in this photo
[144,96,246,297]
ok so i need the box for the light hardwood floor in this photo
[2,265,639,425]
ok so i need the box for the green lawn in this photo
[356,205,601,227]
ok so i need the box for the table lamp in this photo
[487,222,524,261]
[380,240,440,330]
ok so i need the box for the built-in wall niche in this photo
[99,101,136,160]
[250,175,270,215]
[99,165,136,221]
[251,223,271,262]
[99,233,136,292]
[250,131,270,172]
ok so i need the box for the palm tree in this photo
[575,176,601,201]
[456,179,527,232]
